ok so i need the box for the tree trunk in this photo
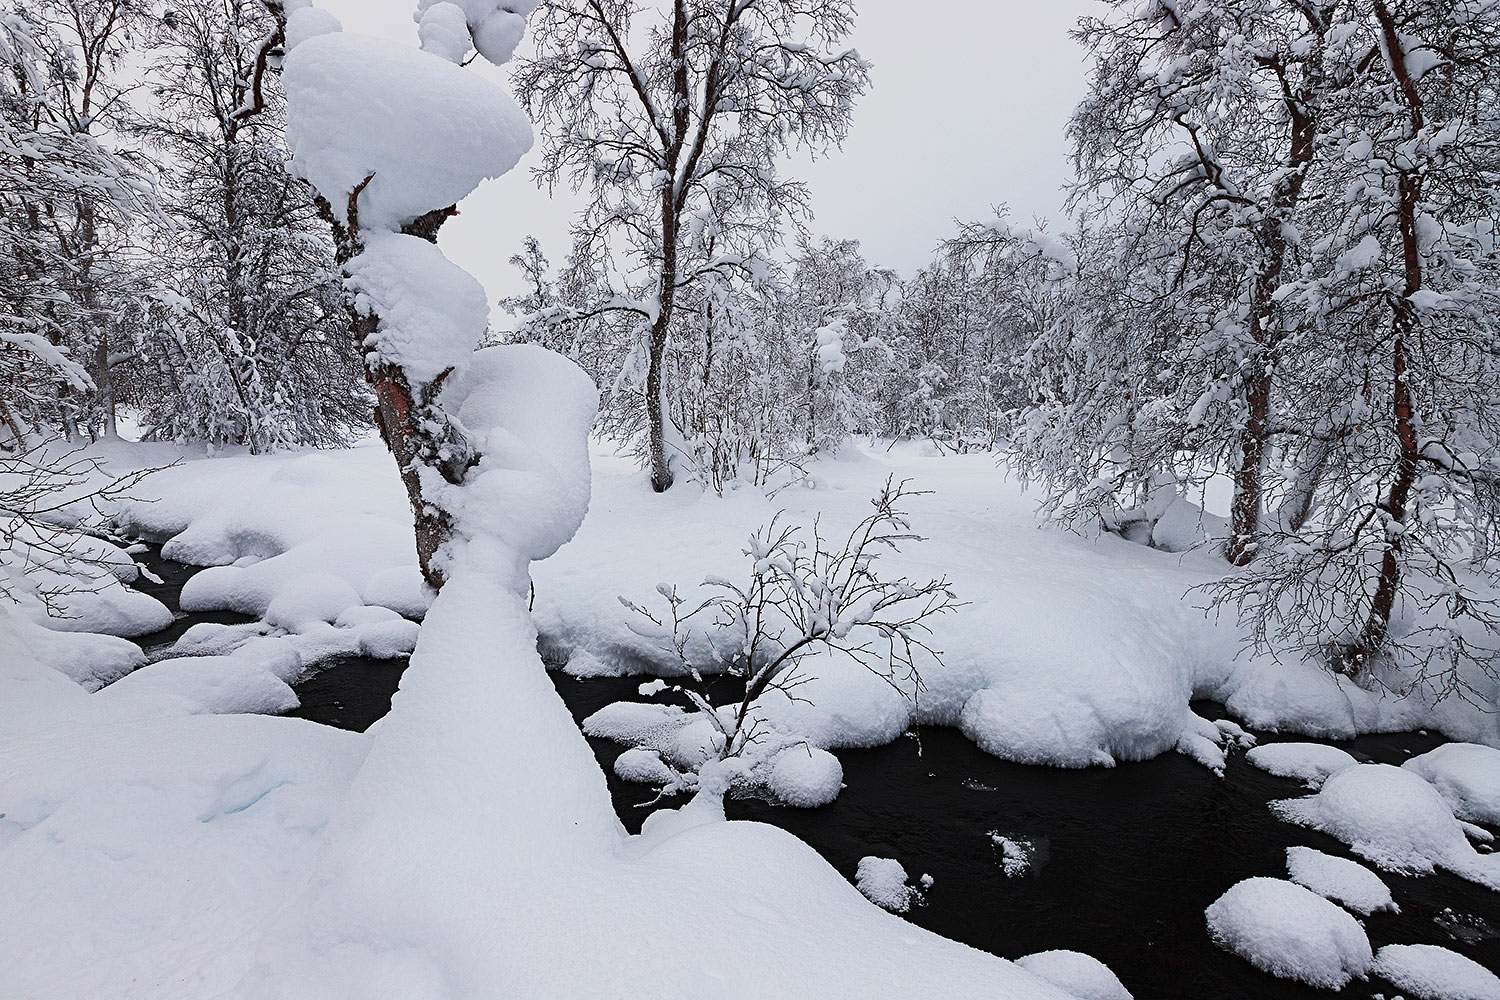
[1225,54,1321,564]
[1349,1,1426,669]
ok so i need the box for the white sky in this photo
[318,0,1094,304]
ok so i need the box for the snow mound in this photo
[1373,944,1500,1000]
[1245,741,1358,788]
[1274,764,1500,889]
[856,856,917,913]
[1285,845,1398,915]
[766,745,843,808]
[283,31,532,229]
[99,655,299,717]
[1404,743,1500,826]
[1204,877,1372,989]
[1015,950,1133,1000]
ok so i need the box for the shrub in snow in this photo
[1204,877,1372,989]
[855,856,919,913]
[601,478,958,805]
[1014,950,1133,1000]
[1372,943,1500,1000]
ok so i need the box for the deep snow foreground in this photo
[2,365,1093,1000]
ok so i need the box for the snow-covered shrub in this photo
[598,478,959,805]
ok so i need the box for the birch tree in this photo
[515,0,869,491]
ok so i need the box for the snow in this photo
[1285,845,1398,916]
[1246,742,1358,788]
[1274,764,1500,889]
[856,855,917,912]
[766,744,843,807]
[283,6,341,51]
[1015,950,1134,1000]
[346,231,489,385]
[282,31,532,229]
[1404,743,1500,826]
[416,2,472,64]
[1372,944,1500,1000]
[1204,877,1372,989]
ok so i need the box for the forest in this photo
[3,2,1500,999]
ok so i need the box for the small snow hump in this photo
[855,856,918,913]
[1015,950,1133,1000]
[1205,877,1372,989]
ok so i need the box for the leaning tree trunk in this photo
[324,192,474,591]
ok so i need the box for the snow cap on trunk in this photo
[283,29,532,230]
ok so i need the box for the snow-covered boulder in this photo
[1245,742,1358,788]
[1015,950,1133,1000]
[1373,944,1500,1000]
[1403,743,1500,827]
[1285,845,1398,916]
[1205,877,1372,989]
[1273,764,1500,890]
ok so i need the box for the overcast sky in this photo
[318,1,1095,305]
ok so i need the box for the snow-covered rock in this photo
[1372,943,1500,1000]
[1285,845,1398,916]
[1204,877,1372,989]
[1403,743,1500,826]
[1245,742,1358,788]
[1273,764,1500,890]
[1015,950,1133,1000]
[855,856,917,913]
[766,744,843,808]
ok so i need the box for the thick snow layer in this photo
[856,855,916,912]
[537,447,1500,777]
[1285,845,1398,915]
[1372,944,1500,1000]
[1015,950,1134,1000]
[1274,764,1500,889]
[229,358,1074,1000]
[1246,742,1359,788]
[1404,743,1500,826]
[346,232,489,385]
[1204,877,1373,989]
[283,31,532,230]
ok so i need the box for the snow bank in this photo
[1015,950,1134,1000]
[1372,944,1500,1000]
[1404,743,1500,826]
[1285,845,1398,915]
[1273,764,1500,889]
[1204,877,1372,989]
[539,448,1500,784]
[283,31,531,230]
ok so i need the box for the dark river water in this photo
[127,548,1500,1000]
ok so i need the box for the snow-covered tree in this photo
[515,0,869,491]
[1054,0,1342,560]
[126,0,365,451]
[0,1,158,440]
[1216,0,1500,693]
